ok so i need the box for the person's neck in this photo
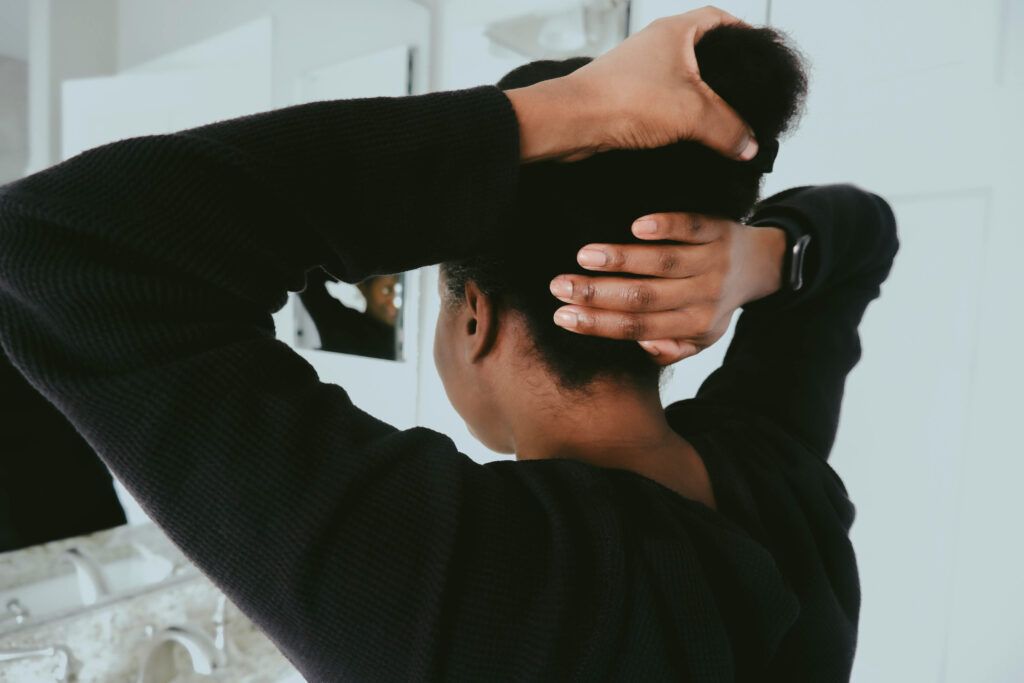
[507,377,716,508]
[510,379,672,460]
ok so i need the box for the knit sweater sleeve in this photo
[0,88,536,680]
[673,184,900,460]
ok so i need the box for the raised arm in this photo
[0,8,761,678]
[0,88,523,681]
[549,184,898,459]
[693,184,898,458]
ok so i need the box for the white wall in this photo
[0,56,27,184]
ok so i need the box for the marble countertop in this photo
[0,524,303,682]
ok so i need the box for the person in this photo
[0,8,897,682]
[298,268,399,360]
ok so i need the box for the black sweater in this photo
[0,87,897,681]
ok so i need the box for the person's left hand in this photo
[548,212,787,365]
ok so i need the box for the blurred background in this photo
[0,1,1021,681]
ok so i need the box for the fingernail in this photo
[639,340,661,356]
[549,278,573,298]
[554,309,578,328]
[632,219,657,235]
[577,248,607,267]
[663,340,683,355]
[739,136,759,161]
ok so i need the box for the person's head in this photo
[435,25,807,452]
[357,275,400,327]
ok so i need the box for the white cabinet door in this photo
[61,18,272,159]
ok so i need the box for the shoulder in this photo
[666,398,856,534]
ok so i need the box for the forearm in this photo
[745,184,899,311]
[693,184,899,458]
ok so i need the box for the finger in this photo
[630,213,727,243]
[688,6,746,42]
[638,339,700,366]
[552,305,712,341]
[693,84,758,161]
[550,275,697,312]
[574,243,709,278]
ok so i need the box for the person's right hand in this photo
[548,212,788,365]
[505,6,757,163]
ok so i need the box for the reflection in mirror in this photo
[294,269,405,361]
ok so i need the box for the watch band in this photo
[787,233,812,291]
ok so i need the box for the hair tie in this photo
[748,137,779,173]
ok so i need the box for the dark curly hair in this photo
[442,25,807,390]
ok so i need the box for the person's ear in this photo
[463,281,499,363]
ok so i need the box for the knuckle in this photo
[580,281,599,304]
[625,284,654,308]
[690,214,704,237]
[606,248,626,268]
[618,315,645,340]
[657,250,679,275]
[574,311,595,331]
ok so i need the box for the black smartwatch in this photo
[785,232,812,292]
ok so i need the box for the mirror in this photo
[294,270,405,361]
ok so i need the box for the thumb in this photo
[693,86,759,161]
[638,339,700,366]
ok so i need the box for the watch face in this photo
[790,234,812,291]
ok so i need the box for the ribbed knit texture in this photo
[0,86,897,681]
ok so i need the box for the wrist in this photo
[504,76,604,162]
[741,225,787,304]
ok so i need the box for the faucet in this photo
[0,644,78,681]
[0,598,30,626]
[137,624,226,683]
[61,547,110,606]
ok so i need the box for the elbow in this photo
[868,191,900,278]
[843,187,899,288]
[830,183,900,279]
